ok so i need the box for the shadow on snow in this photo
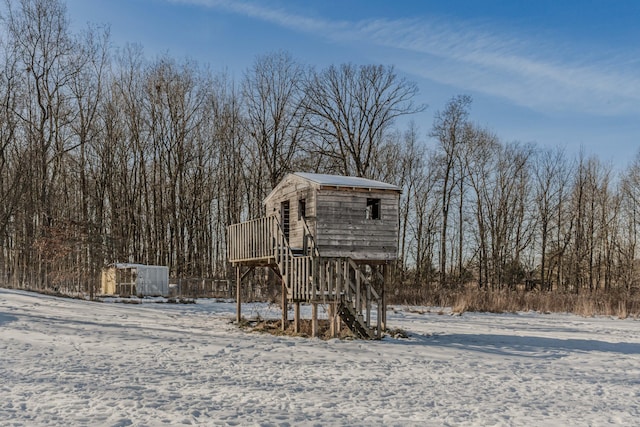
[391,331,640,358]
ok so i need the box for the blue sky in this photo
[64,0,640,170]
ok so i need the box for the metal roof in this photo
[294,172,401,191]
[108,263,168,270]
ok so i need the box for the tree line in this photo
[1,0,639,303]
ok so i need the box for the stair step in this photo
[337,302,374,340]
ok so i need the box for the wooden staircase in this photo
[274,217,383,339]
[338,301,374,339]
[228,215,385,339]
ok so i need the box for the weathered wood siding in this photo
[315,189,399,261]
[264,174,317,250]
[263,173,400,261]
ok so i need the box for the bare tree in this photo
[491,142,534,288]
[410,150,440,287]
[430,95,471,287]
[4,0,80,288]
[107,43,147,265]
[619,149,640,290]
[463,124,500,288]
[69,24,110,297]
[533,147,569,290]
[243,51,308,189]
[0,33,26,283]
[305,63,424,177]
[464,127,534,289]
[568,154,614,292]
[144,56,211,276]
[395,122,425,276]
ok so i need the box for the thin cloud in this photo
[171,0,640,116]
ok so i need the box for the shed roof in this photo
[293,172,401,191]
[107,263,168,270]
[263,172,401,205]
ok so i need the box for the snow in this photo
[293,172,401,191]
[1,289,639,426]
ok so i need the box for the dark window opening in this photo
[281,201,290,241]
[366,198,381,220]
[298,199,306,220]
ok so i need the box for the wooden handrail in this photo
[300,217,320,257]
[227,216,278,262]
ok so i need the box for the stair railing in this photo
[271,215,316,301]
[345,259,383,338]
[272,215,293,292]
[300,217,320,258]
[228,216,278,262]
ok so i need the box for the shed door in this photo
[281,201,290,241]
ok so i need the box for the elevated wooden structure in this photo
[228,173,401,339]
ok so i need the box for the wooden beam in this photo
[311,303,318,338]
[328,303,335,338]
[294,302,300,333]
[318,185,401,194]
[235,266,241,323]
[281,278,288,331]
[381,264,389,336]
[240,266,255,281]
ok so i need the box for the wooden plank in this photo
[317,232,398,242]
[315,221,399,230]
[316,201,398,210]
[316,236,397,245]
[317,242,397,252]
[317,243,398,252]
[311,303,318,338]
[335,259,342,305]
[382,264,388,332]
[355,263,361,315]
[328,303,335,338]
[236,266,241,323]
[316,192,399,204]
[311,257,317,301]
[281,278,288,331]
[366,281,372,331]
[294,302,300,333]
[316,200,399,211]
[317,185,401,194]
[316,251,398,262]
[317,232,397,243]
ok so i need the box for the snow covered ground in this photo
[1,289,639,426]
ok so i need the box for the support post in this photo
[236,265,241,323]
[328,303,336,338]
[294,302,300,333]
[382,264,388,332]
[311,302,318,338]
[281,278,288,331]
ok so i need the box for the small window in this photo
[366,198,380,220]
[298,199,306,220]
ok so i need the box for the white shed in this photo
[100,263,169,297]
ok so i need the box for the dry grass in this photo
[388,281,640,318]
[447,288,640,318]
[241,318,357,340]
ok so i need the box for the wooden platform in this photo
[228,214,387,339]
